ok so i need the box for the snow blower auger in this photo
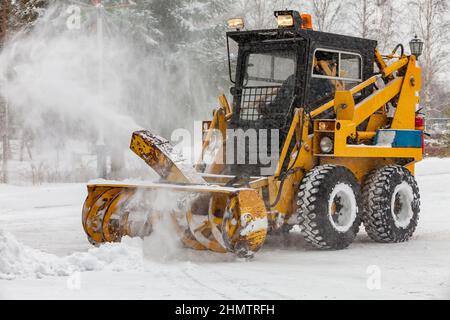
[83,10,425,257]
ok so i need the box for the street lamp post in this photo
[69,0,136,179]
[92,0,108,178]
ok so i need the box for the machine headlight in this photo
[318,121,335,131]
[276,14,294,28]
[227,18,245,31]
[320,137,334,154]
[318,122,327,131]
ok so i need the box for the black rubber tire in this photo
[362,165,420,243]
[297,165,362,250]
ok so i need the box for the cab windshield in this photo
[237,50,296,124]
[244,51,296,86]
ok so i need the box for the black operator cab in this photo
[225,10,377,176]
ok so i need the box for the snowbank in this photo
[0,229,144,280]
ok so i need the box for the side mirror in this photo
[230,87,236,96]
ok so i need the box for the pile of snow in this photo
[0,229,144,280]
[66,238,145,274]
[0,187,225,280]
[0,229,67,280]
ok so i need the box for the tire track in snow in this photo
[186,263,291,299]
[180,268,232,299]
[152,266,231,299]
[33,205,73,209]
[151,268,202,298]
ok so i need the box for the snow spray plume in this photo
[122,188,236,263]
[0,1,218,183]
[122,188,196,262]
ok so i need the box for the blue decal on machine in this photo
[374,130,422,148]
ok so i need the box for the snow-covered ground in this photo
[0,158,449,300]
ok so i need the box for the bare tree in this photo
[0,0,10,184]
[410,0,450,118]
[349,0,376,39]
[373,0,397,53]
[9,0,47,33]
[348,0,397,52]
[245,0,271,28]
[312,0,344,32]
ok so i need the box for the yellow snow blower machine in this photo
[82,10,425,258]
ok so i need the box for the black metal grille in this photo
[237,86,293,122]
[227,85,295,177]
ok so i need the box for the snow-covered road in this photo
[1,159,449,300]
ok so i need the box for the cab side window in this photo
[313,51,339,78]
[341,53,362,82]
[309,49,362,111]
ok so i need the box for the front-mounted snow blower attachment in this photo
[82,131,269,258]
[83,10,425,258]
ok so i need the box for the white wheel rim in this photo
[391,182,414,229]
[328,183,358,233]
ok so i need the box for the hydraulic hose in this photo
[391,44,404,57]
